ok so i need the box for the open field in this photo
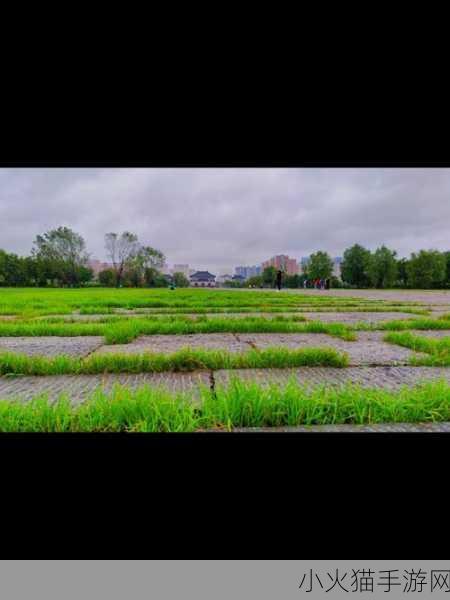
[1,287,450,431]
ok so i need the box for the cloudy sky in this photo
[0,168,449,274]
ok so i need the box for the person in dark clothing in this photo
[276,270,283,291]
[325,278,330,290]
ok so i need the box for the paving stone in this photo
[214,366,450,389]
[0,372,211,404]
[94,333,250,355]
[238,331,424,366]
[0,336,104,358]
[409,330,450,340]
[227,422,450,432]
[93,331,424,366]
[302,311,418,323]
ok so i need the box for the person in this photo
[303,278,307,289]
[276,269,282,291]
[325,278,330,290]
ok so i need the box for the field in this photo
[1,287,450,431]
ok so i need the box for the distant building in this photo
[189,271,216,287]
[232,274,246,284]
[88,259,114,276]
[332,257,342,278]
[234,265,262,280]
[262,255,299,276]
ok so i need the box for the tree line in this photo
[0,227,190,288]
[233,245,450,290]
[2,231,450,290]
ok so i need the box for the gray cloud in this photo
[0,167,449,274]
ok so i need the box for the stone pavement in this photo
[213,365,450,389]
[0,372,211,404]
[227,422,450,432]
[1,366,450,404]
[0,336,104,357]
[302,311,418,323]
[92,331,425,366]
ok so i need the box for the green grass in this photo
[0,346,348,376]
[0,287,426,317]
[0,316,356,343]
[384,331,450,366]
[2,378,450,431]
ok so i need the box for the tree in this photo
[284,274,302,288]
[78,266,94,286]
[246,275,263,288]
[367,245,398,288]
[307,251,334,280]
[0,250,27,286]
[406,250,447,289]
[98,268,116,287]
[129,246,166,287]
[172,272,190,287]
[396,257,410,288]
[262,266,277,287]
[31,227,89,286]
[340,244,372,287]
[105,232,140,287]
[444,251,450,287]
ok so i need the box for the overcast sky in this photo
[0,168,449,275]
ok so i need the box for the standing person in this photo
[276,269,282,291]
[303,278,307,289]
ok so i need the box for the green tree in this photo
[32,226,89,287]
[396,257,410,288]
[0,250,28,286]
[307,251,333,280]
[444,251,450,287]
[340,244,372,287]
[246,275,263,288]
[98,268,116,287]
[406,250,447,289]
[172,272,190,287]
[284,274,302,288]
[262,266,277,287]
[105,232,140,287]
[367,245,398,288]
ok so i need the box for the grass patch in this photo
[0,316,355,343]
[384,331,450,366]
[0,346,348,376]
[3,378,450,431]
[384,332,450,367]
[0,287,427,317]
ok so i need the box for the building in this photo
[88,259,114,276]
[262,255,299,276]
[189,271,216,287]
[332,257,342,278]
[232,274,246,284]
[234,265,262,280]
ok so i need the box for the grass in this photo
[0,346,348,376]
[2,377,450,431]
[0,287,427,317]
[384,331,450,366]
[0,316,356,343]
[351,318,450,332]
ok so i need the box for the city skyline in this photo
[2,168,450,275]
